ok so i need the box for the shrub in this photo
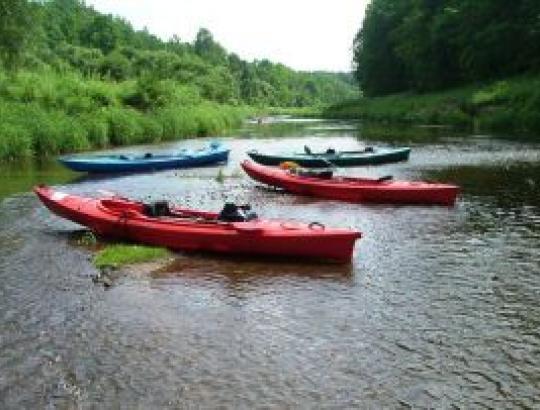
[79,112,110,148]
[0,123,33,160]
[104,107,144,145]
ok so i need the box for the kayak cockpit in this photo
[97,198,258,223]
[98,198,145,214]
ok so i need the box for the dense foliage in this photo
[1,0,357,106]
[325,75,540,134]
[354,0,540,96]
[0,0,357,160]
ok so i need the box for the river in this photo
[0,118,539,408]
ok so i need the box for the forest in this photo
[0,0,357,160]
[353,0,540,96]
[326,0,540,135]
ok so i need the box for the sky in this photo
[85,0,369,72]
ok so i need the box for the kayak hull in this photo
[59,144,229,173]
[247,147,411,167]
[241,160,459,206]
[34,186,361,263]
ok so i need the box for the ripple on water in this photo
[1,127,540,408]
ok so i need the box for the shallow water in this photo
[1,119,539,408]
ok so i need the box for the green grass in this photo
[324,75,540,136]
[0,69,254,162]
[93,244,171,269]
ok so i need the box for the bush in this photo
[0,123,33,160]
[79,112,110,148]
[140,116,163,142]
[122,77,177,111]
[0,68,252,161]
[104,107,144,145]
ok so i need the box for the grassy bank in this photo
[324,75,540,136]
[0,69,253,162]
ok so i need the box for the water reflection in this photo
[427,162,540,207]
[151,254,354,285]
[0,158,78,199]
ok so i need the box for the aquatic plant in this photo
[215,168,225,183]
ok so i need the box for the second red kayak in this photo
[241,160,459,205]
[35,185,361,262]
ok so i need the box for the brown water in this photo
[1,118,539,408]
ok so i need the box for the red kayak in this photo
[241,160,459,205]
[34,185,361,262]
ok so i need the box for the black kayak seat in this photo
[218,203,258,222]
[377,175,393,182]
[295,168,334,179]
[304,145,313,155]
[143,200,171,217]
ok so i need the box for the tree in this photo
[99,50,131,80]
[193,28,228,64]
[352,0,540,96]
[353,0,408,96]
[80,14,122,53]
[0,0,37,69]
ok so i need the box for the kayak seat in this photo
[377,175,393,182]
[304,145,313,155]
[218,203,258,222]
[144,152,153,158]
[294,168,334,179]
[143,200,171,217]
[326,148,336,154]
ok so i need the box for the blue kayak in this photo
[59,142,229,173]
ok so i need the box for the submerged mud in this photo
[1,120,539,408]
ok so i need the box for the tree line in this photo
[0,0,357,107]
[353,0,540,96]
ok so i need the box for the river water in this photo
[0,118,539,408]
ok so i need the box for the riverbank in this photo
[323,75,540,137]
[0,70,254,162]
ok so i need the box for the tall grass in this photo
[0,69,253,161]
[324,75,540,136]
